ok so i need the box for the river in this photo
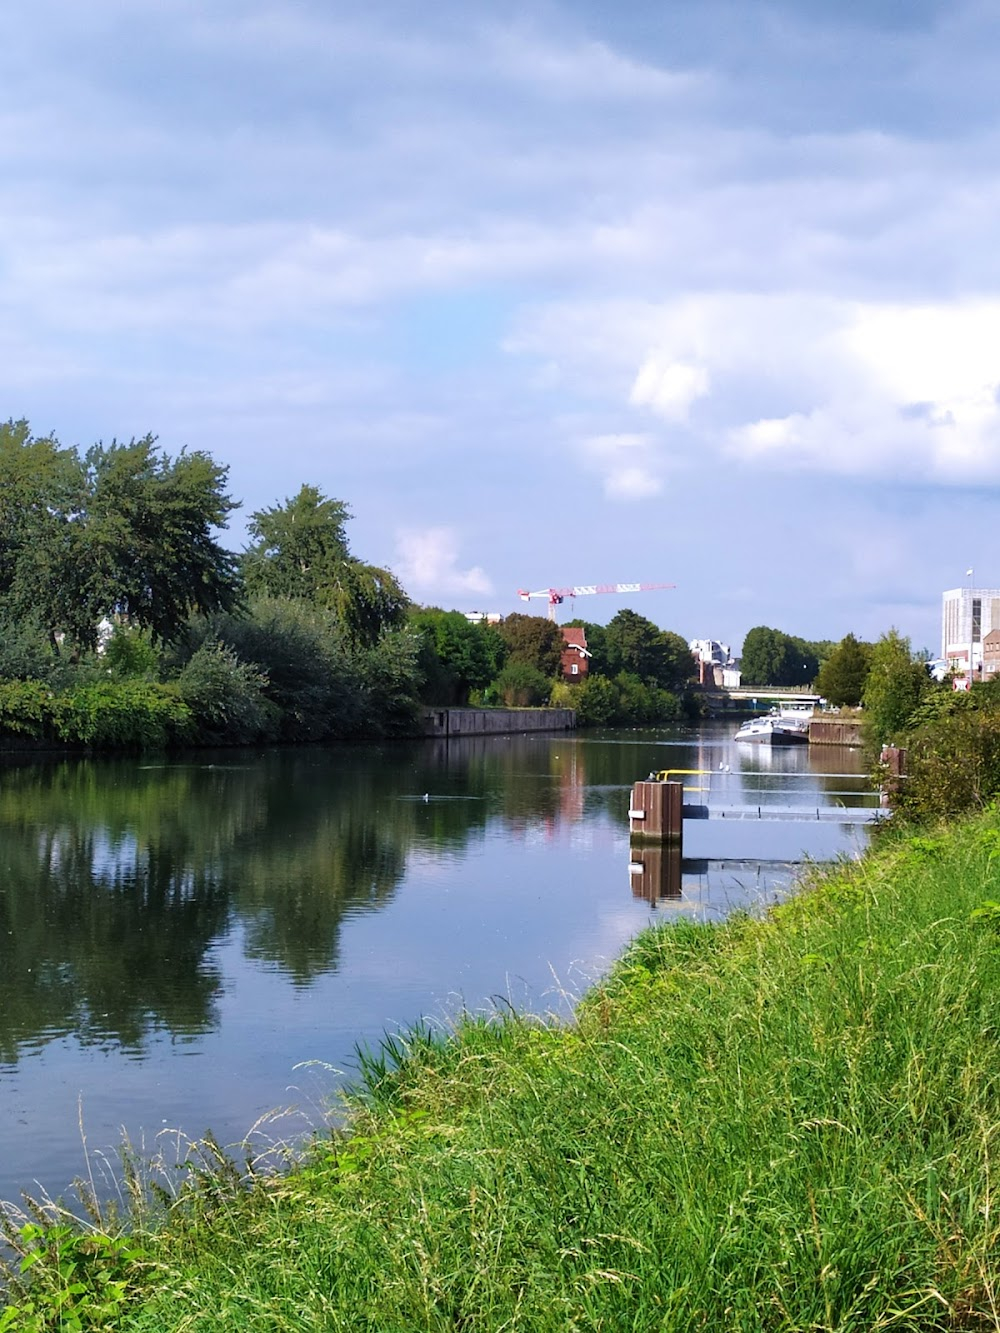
[0,722,874,1205]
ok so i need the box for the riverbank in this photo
[6,807,1000,1329]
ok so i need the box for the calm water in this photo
[0,723,873,1203]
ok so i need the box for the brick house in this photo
[560,627,591,682]
[983,629,1000,679]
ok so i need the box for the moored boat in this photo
[734,711,810,744]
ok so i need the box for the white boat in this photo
[734,710,811,744]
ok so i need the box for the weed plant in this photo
[8,814,1000,1329]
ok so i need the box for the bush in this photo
[102,625,161,680]
[175,641,277,745]
[0,679,191,749]
[896,710,1000,822]
[0,680,56,738]
[491,661,552,707]
[54,682,191,749]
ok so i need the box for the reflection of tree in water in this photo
[0,760,239,1064]
[226,752,412,983]
[0,735,656,1062]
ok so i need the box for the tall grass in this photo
[8,815,1000,1329]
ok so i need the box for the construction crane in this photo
[516,581,676,621]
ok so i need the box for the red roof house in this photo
[560,627,591,682]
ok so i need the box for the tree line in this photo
[0,420,700,748]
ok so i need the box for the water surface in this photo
[0,723,873,1202]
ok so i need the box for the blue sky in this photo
[4,0,999,655]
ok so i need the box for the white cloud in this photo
[394,527,493,600]
[630,355,710,421]
[583,433,664,500]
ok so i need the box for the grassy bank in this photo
[7,815,1000,1330]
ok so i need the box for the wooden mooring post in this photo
[629,780,684,842]
[879,746,907,809]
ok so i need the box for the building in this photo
[689,638,741,688]
[941,586,1000,685]
[559,626,591,682]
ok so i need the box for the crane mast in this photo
[516,581,676,621]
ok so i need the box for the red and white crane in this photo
[516,581,676,621]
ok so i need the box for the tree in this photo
[0,424,240,651]
[603,610,695,693]
[815,633,871,706]
[80,438,241,646]
[862,628,929,748]
[495,614,564,677]
[740,626,818,687]
[242,485,408,647]
[410,609,506,704]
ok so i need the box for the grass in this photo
[7,814,1000,1329]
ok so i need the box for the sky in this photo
[4,0,1000,656]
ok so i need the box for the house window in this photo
[973,598,982,642]
[571,664,579,675]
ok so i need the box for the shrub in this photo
[53,681,191,750]
[896,710,1000,822]
[0,680,56,739]
[102,625,161,680]
[175,641,277,745]
[491,661,552,707]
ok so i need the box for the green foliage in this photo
[740,625,819,686]
[103,626,161,680]
[551,673,618,725]
[492,660,552,706]
[0,679,190,749]
[0,680,57,738]
[495,614,563,677]
[551,672,682,726]
[610,671,683,724]
[241,485,408,647]
[410,609,506,704]
[55,683,192,749]
[349,627,424,737]
[0,423,240,652]
[862,628,929,750]
[0,616,63,684]
[181,597,360,742]
[603,610,695,692]
[895,709,1000,822]
[242,484,351,600]
[814,632,871,706]
[175,641,276,745]
[0,1220,149,1331]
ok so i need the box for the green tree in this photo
[242,485,408,647]
[604,610,695,692]
[815,633,871,706]
[496,614,564,677]
[740,626,819,687]
[862,628,929,749]
[410,609,507,704]
[0,425,240,651]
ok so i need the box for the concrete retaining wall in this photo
[809,719,863,747]
[418,707,576,738]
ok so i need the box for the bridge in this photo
[723,687,823,706]
[701,686,824,714]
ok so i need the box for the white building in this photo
[689,638,741,688]
[941,586,1000,684]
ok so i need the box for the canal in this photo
[0,722,874,1205]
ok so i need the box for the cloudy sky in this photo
[4,0,999,654]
